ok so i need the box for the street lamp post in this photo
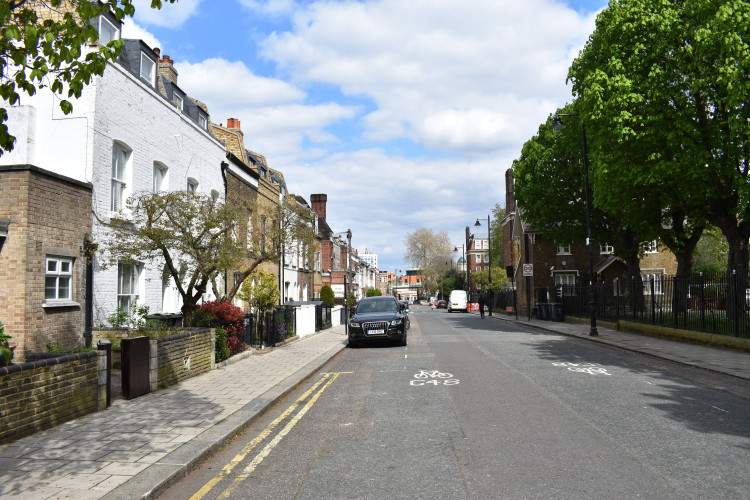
[550,113,598,336]
[454,244,465,292]
[474,215,492,317]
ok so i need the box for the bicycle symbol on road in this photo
[410,369,460,386]
[552,362,612,376]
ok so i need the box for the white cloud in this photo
[120,18,162,50]
[132,0,203,28]
[237,0,297,17]
[260,0,598,156]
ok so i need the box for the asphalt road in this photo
[160,305,750,499]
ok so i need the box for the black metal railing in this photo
[316,305,332,331]
[559,272,749,338]
[243,305,297,348]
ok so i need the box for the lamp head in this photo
[550,114,566,131]
[474,219,481,227]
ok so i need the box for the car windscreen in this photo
[357,300,398,314]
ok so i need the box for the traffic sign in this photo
[522,263,533,276]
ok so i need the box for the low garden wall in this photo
[0,351,106,444]
[150,328,215,391]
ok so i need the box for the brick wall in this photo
[0,351,103,444]
[151,328,214,390]
[0,166,92,361]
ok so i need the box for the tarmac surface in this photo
[0,310,748,499]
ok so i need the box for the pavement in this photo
[1,311,749,499]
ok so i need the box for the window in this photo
[45,257,73,301]
[118,263,140,312]
[153,162,168,192]
[198,115,208,130]
[555,273,576,296]
[174,94,183,112]
[643,240,658,254]
[186,178,198,193]
[600,243,614,254]
[556,243,571,255]
[111,144,129,211]
[98,16,119,44]
[140,52,155,85]
[642,272,663,295]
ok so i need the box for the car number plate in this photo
[367,329,385,335]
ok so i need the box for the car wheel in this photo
[399,335,407,347]
[348,337,358,348]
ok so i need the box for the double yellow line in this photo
[190,372,348,500]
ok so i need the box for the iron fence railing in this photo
[559,272,749,338]
[243,305,297,348]
[316,305,332,331]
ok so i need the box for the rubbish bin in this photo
[550,303,564,322]
[539,303,550,321]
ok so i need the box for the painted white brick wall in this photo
[2,52,228,325]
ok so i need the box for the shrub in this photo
[320,285,335,307]
[215,326,230,363]
[366,289,382,297]
[196,301,246,356]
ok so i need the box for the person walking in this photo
[478,294,486,319]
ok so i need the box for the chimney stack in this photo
[227,118,241,129]
[158,54,178,85]
[310,194,327,221]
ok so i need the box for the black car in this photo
[436,300,447,309]
[348,296,407,347]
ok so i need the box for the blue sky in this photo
[125,0,608,274]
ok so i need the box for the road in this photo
[159,305,750,499]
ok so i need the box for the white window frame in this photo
[45,257,73,301]
[556,243,572,255]
[174,94,183,112]
[153,162,168,192]
[198,115,208,129]
[643,240,658,254]
[600,243,614,255]
[117,263,140,313]
[98,16,119,44]
[186,178,199,193]
[111,143,130,211]
[140,52,156,85]
[555,273,576,296]
[247,211,253,248]
[642,271,664,295]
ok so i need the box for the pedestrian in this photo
[478,294,486,319]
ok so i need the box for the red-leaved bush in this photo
[196,301,246,355]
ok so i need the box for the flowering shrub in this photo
[196,301,246,356]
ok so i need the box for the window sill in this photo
[42,301,81,309]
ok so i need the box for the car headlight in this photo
[349,321,360,328]
[390,318,403,326]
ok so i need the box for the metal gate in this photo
[121,336,150,400]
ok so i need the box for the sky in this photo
[123,0,608,275]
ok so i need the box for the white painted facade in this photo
[1,41,227,325]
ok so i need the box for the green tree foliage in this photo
[568,0,750,276]
[344,293,357,307]
[490,204,505,268]
[101,192,312,324]
[469,265,509,293]
[365,289,382,297]
[0,0,176,155]
[320,285,335,307]
[693,226,729,275]
[239,268,280,314]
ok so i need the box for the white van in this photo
[447,290,468,313]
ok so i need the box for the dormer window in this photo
[174,94,183,112]
[140,52,156,85]
[98,16,119,44]
[198,115,207,129]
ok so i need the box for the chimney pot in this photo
[153,47,161,56]
[227,118,241,129]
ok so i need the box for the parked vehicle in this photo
[437,300,447,309]
[399,300,411,330]
[348,296,407,347]
[448,290,468,313]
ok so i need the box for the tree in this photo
[568,0,750,278]
[490,204,505,268]
[366,289,382,297]
[470,265,509,293]
[0,0,176,155]
[693,226,729,275]
[320,285,334,307]
[238,268,280,343]
[403,228,453,294]
[101,191,315,324]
